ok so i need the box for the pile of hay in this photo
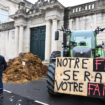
[3,53,48,83]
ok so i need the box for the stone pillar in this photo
[69,19,73,30]
[76,18,79,30]
[19,25,24,53]
[82,17,85,30]
[15,26,19,56]
[51,19,58,52]
[45,20,51,61]
[93,14,96,30]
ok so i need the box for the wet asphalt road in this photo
[0,91,40,105]
[3,78,105,105]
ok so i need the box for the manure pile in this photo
[3,53,48,83]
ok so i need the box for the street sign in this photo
[54,57,105,98]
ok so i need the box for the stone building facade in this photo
[67,0,105,45]
[0,0,105,62]
[0,0,32,23]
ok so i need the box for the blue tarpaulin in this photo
[71,30,95,49]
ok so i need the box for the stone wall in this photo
[0,0,32,22]
[2,0,105,61]
[0,21,15,60]
[11,0,64,61]
[0,0,19,22]
[0,21,15,31]
[66,0,105,45]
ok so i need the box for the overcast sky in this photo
[27,0,96,7]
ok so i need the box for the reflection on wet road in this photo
[0,91,40,105]
[3,79,105,105]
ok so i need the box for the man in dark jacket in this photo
[0,55,7,97]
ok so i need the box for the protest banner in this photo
[54,57,105,98]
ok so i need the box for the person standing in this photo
[0,55,7,98]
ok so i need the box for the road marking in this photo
[35,100,49,105]
[4,89,12,94]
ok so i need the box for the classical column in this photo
[19,25,24,53]
[45,20,51,61]
[15,26,19,56]
[51,19,58,52]
[69,19,73,30]
[76,18,79,30]
[93,14,96,30]
[82,17,85,30]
